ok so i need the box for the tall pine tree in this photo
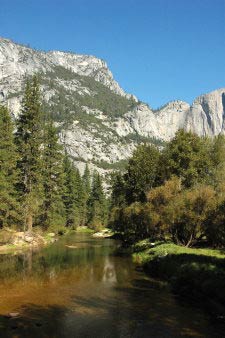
[88,171,108,229]
[63,154,84,227]
[15,76,43,231]
[39,120,66,228]
[0,105,20,228]
[82,163,91,225]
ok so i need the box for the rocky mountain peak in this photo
[0,37,134,100]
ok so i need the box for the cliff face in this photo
[185,88,225,137]
[0,37,224,173]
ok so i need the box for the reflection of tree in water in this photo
[0,235,224,337]
[0,240,135,288]
[102,256,117,285]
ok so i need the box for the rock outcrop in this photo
[186,88,225,137]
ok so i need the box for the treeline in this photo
[0,76,108,233]
[110,130,225,247]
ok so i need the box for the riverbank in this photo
[0,228,58,254]
[92,228,114,238]
[0,226,113,254]
[132,240,225,318]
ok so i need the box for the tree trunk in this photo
[26,214,33,232]
[185,233,193,247]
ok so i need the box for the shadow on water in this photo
[0,304,68,338]
[1,287,225,338]
[0,233,225,337]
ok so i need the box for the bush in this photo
[205,200,225,247]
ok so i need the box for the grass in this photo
[75,226,94,233]
[133,242,225,263]
[132,241,225,315]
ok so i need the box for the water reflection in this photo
[0,233,224,337]
[102,256,117,285]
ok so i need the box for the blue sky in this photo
[0,0,224,108]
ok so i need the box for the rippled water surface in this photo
[0,232,223,337]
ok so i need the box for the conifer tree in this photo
[73,168,86,226]
[88,171,107,229]
[0,105,20,227]
[63,154,84,227]
[110,172,126,208]
[82,163,91,224]
[15,76,43,231]
[40,120,66,228]
[124,144,160,204]
[83,164,91,196]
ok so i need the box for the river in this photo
[0,232,223,337]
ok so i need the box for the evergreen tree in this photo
[63,154,84,227]
[83,163,91,195]
[63,154,76,226]
[88,171,107,229]
[110,172,126,208]
[210,135,225,192]
[74,168,86,226]
[0,105,20,227]
[15,76,43,231]
[82,163,91,224]
[124,144,160,204]
[39,120,66,228]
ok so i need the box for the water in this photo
[0,232,223,337]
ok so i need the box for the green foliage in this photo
[82,164,91,196]
[41,65,138,120]
[146,176,182,239]
[124,144,160,203]
[15,76,44,231]
[0,76,108,234]
[167,185,216,246]
[63,154,83,228]
[109,202,154,244]
[204,200,225,247]
[110,130,225,248]
[88,171,108,230]
[110,172,126,208]
[38,120,66,228]
[93,159,128,171]
[124,133,166,147]
[210,134,225,191]
[82,164,91,225]
[0,105,20,227]
[158,129,212,187]
[133,242,225,309]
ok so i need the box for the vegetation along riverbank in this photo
[132,240,225,318]
[1,74,225,322]
[109,129,225,318]
[0,76,109,254]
